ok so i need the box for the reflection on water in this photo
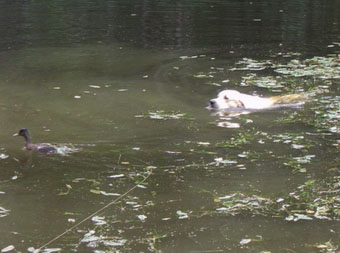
[0,0,340,252]
[0,0,339,53]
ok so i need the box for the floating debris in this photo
[99,191,120,197]
[108,174,125,178]
[165,151,182,154]
[217,175,340,221]
[103,239,127,247]
[68,218,76,223]
[216,121,241,128]
[240,238,252,245]
[135,110,194,120]
[216,132,254,147]
[291,144,305,149]
[230,58,272,71]
[1,245,14,252]
[88,85,101,89]
[137,214,147,222]
[274,55,340,79]
[136,185,147,189]
[292,155,315,164]
[285,214,313,222]
[91,216,106,226]
[0,206,10,217]
[179,55,199,60]
[205,82,222,86]
[176,210,189,219]
[0,154,8,159]
[241,75,284,89]
[197,142,210,146]
[41,248,61,253]
[193,73,214,79]
[213,157,238,166]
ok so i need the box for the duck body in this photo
[14,128,57,154]
[26,143,57,154]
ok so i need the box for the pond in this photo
[0,0,340,252]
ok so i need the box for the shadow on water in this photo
[0,0,340,252]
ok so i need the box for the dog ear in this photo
[223,95,229,100]
[225,99,245,109]
[236,100,245,108]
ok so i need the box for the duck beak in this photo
[13,133,19,137]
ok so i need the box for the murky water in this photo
[1,0,340,252]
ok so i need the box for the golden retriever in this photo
[208,90,306,110]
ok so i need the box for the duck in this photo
[14,128,57,154]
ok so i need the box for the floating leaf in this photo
[108,174,125,178]
[0,206,10,216]
[176,210,189,219]
[136,185,147,189]
[137,215,147,222]
[214,158,238,166]
[42,248,62,253]
[241,75,284,89]
[81,235,100,243]
[58,184,72,196]
[90,189,101,195]
[290,214,313,221]
[136,110,194,120]
[216,121,241,128]
[91,216,106,225]
[100,191,120,196]
[274,56,340,79]
[89,85,101,89]
[1,245,14,252]
[230,58,272,71]
[193,73,213,78]
[0,154,8,159]
[240,239,252,245]
[103,239,127,247]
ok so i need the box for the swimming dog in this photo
[208,90,306,110]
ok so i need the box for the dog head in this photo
[208,90,245,110]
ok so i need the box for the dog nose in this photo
[209,100,216,106]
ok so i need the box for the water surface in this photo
[0,0,340,252]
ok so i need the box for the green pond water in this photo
[0,1,340,252]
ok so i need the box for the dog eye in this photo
[224,95,229,100]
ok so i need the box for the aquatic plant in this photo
[216,175,340,221]
[135,110,194,120]
[274,56,340,79]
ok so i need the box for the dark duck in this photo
[14,128,57,154]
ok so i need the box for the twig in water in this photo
[117,153,122,165]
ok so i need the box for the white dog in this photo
[208,90,306,110]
